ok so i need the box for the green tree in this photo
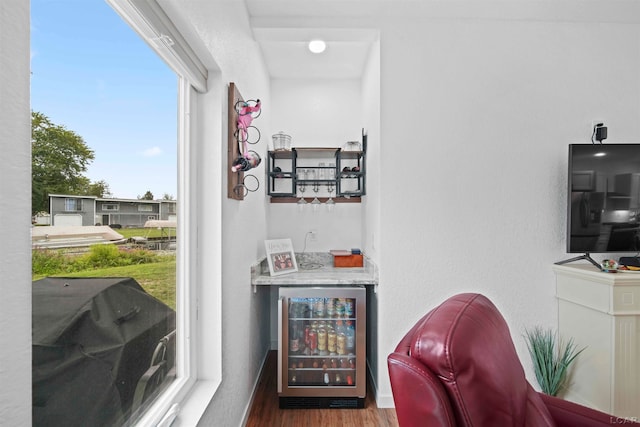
[162,193,175,200]
[31,111,95,213]
[139,190,154,200]
[84,180,112,198]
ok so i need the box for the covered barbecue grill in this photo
[32,277,175,426]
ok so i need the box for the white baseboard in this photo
[240,348,270,427]
[367,360,396,408]
[375,393,396,408]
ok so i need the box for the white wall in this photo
[270,79,362,148]
[174,3,640,418]
[266,79,367,347]
[361,37,382,390]
[374,17,640,406]
[9,3,636,426]
[166,3,273,426]
[268,79,364,252]
[0,0,31,425]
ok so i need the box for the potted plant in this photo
[524,326,585,397]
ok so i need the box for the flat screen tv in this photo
[566,144,640,260]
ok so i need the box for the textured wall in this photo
[0,0,32,425]
[374,18,640,406]
[148,1,640,422]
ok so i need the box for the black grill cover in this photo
[32,277,175,426]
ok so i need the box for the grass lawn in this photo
[35,259,176,310]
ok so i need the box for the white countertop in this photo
[251,252,378,287]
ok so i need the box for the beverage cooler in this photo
[278,286,366,409]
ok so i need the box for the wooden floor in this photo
[245,350,399,427]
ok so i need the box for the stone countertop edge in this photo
[250,252,378,286]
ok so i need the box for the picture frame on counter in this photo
[265,238,298,276]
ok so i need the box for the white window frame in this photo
[102,203,120,211]
[137,204,153,212]
[64,197,82,212]
[106,1,221,426]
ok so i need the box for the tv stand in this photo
[555,253,602,270]
[553,264,640,419]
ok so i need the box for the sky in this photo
[30,0,178,200]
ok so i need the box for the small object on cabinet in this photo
[330,250,364,268]
[265,239,298,276]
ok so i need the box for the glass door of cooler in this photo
[278,286,366,400]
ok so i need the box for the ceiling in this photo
[244,1,379,80]
[159,0,640,81]
[251,27,377,79]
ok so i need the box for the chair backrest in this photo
[388,293,555,427]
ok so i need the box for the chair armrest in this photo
[539,393,640,427]
[388,352,456,427]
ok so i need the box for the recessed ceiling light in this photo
[594,152,606,157]
[308,40,326,54]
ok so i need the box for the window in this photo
[64,198,82,211]
[102,203,120,211]
[103,2,221,427]
[31,1,182,426]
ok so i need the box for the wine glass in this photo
[311,170,321,212]
[297,169,308,210]
[325,182,335,211]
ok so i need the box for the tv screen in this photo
[567,144,640,253]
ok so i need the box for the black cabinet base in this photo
[279,396,365,409]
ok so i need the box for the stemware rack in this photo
[267,144,366,203]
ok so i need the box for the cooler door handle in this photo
[277,296,285,393]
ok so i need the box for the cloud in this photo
[142,146,163,157]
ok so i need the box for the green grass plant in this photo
[33,244,176,309]
[43,260,177,310]
[524,326,585,396]
[32,244,171,276]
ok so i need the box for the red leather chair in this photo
[388,293,639,427]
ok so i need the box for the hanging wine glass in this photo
[311,196,322,212]
[297,169,308,211]
[325,181,335,212]
[325,163,336,211]
[311,170,321,212]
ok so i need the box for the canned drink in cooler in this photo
[345,299,354,317]
[314,298,325,317]
[309,329,317,354]
[326,298,335,317]
[290,337,300,353]
[328,330,337,354]
[337,333,347,355]
[318,328,327,353]
[335,299,345,318]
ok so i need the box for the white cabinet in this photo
[553,264,640,419]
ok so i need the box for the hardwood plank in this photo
[246,351,398,427]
